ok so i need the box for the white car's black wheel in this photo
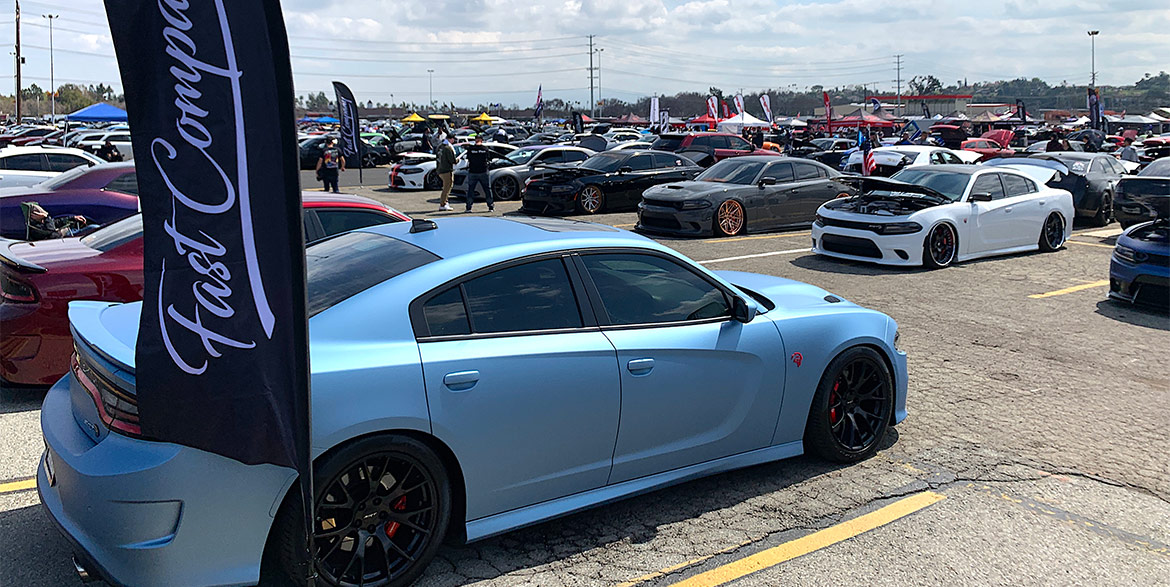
[266,435,451,587]
[493,176,519,201]
[804,346,894,463]
[1039,212,1065,252]
[423,171,441,190]
[577,185,606,214]
[922,223,957,269]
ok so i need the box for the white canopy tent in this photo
[716,112,771,134]
[774,117,808,127]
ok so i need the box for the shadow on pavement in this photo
[0,386,46,415]
[425,431,899,582]
[0,504,78,586]
[1094,299,1170,331]
[788,254,925,276]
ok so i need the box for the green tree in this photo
[908,75,943,95]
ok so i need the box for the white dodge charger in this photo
[812,164,1074,268]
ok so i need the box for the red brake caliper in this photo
[829,380,841,424]
[383,496,408,538]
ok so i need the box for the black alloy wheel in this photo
[1039,212,1065,252]
[362,153,378,168]
[493,176,519,201]
[423,171,441,190]
[267,435,450,587]
[1091,192,1114,227]
[804,347,894,463]
[923,223,957,269]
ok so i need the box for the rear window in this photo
[306,232,439,316]
[650,137,684,151]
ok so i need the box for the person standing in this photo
[1045,132,1064,152]
[435,137,457,211]
[1119,137,1139,163]
[96,140,123,162]
[315,137,345,193]
[464,135,494,213]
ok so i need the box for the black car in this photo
[1114,157,1170,228]
[636,156,853,237]
[521,150,701,215]
[804,138,857,169]
[299,136,390,170]
[1029,152,1125,226]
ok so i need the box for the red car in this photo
[650,132,780,166]
[961,130,1016,162]
[0,192,409,387]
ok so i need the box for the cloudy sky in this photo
[4,0,1168,110]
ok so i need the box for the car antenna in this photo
[410,218,438,233]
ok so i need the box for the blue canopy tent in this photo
[299,115,339,124]
[65,102,129,122]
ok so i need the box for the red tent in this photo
[615,113,648,124]
[834,111,896,128]
[688,114,722,130]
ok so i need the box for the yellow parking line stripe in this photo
[1066,240,1115,249]
[0,477,37,495]
[667,491,945,587]
[1029,279,1110,299]
[707,232,811,244]
[615,540,755,587]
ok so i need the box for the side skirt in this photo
[957,243,1041,263]
[463,441,804,543]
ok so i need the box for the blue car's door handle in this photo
[443,370,480,391]
[627,358,655,375]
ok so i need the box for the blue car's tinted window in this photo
[581,254,729,325]
[463,258,582,334]
[306,232,439,316]
[423,286,471,336]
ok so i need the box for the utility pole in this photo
[426,69,434,109]
[14,0,22,120]
[588,35,595,118]
[43,14,58,121]
[1087,30,1099,86]
[894,54,903,118]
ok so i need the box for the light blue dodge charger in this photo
[39,216,907,586]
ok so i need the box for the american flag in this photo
[533,85,543,118]
[858,129,876,176]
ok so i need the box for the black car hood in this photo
[643,180,739,200]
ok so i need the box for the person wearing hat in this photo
[26,203,87,241]
[96,140,123,162]
[315,137,345,193]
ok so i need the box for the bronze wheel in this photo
[715,200,745,236]
[577,185,605,214]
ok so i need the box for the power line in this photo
[294,67,585,80]
[289,51,588,64]
[287,33,586,46]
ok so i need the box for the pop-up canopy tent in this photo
[65,102,128,122]
[716,112,771,133]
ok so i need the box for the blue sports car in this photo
[1109,216,1169,307]
[39,216,907,586]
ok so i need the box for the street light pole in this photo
[427,69,434,109]
[1087,30,1099,87]
[596,48,603,117]
[43,14,58,121]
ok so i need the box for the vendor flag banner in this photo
[823,92,832,134]
[1016,99,1027,122]
[870,98,882,113]
[649,97,660,131]
[733,94,745,115]
[333,80,362,183]
[921,101,931,118]
[721,100,731,119]
[1087,88,1102,130]
[659,109,670,131]
[105,0,311,475]
[707,96,718,119]
[534,85,543,118]
[760,94,773,123]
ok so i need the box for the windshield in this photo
[696,159,765,184]
[581,152,628,172]
[80,213,143,252]
[36,165,91,190]
[811,138,836,150]
[887,169,970,201]
[502,148,540,166]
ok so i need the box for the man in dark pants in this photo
[464,136,494,213]
[315,137,345,193]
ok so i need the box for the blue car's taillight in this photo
[72,354,142,437]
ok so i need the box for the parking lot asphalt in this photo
[2,177,1168,586]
